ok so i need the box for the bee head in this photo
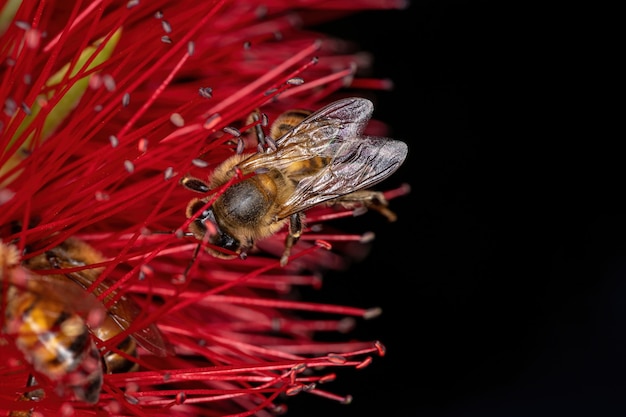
[186,199,240,257]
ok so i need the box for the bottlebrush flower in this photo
[0,1,410,416]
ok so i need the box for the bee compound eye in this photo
[189,206,240,253]
[187,199,206,217]
[211,229,239,252]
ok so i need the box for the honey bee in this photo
[1,237,169,407]
[181,97,408,266]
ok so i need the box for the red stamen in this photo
[1,1,409,415]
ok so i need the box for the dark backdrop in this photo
[288,2,622,417]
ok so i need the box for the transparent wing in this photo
[31,247,171,357]
[277,136,408,218]
[60,271,170,357]
[104,294,171,357]
[237,97,376,174]
[7,268,106,319]
[236,97,407,218]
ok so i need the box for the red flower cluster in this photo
[1,1,409,416]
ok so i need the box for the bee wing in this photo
[286,96,375,141]
[33,249,171,357]
[237,97,407,218]
[278,135,408,218]
[10,268,106,318]
[106,296,172,357]
[237,97,376,174]
[62,271,171,357]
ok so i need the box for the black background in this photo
[287,2,626,417]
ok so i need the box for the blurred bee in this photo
[1,237,169,408]
[181,97,408,266]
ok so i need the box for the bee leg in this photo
[180,176,210,194]
[23,375,44,401]
[239,239,254,260]
[249,109,266,151]
[331,190,398,222]
[9,374,45,416]
[244,109,273,153]
[280,213,303,266]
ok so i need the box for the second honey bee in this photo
[181,97,408,265]
[1,237,170,407]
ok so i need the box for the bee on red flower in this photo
[1,238,169,405]
[182,97,408,266]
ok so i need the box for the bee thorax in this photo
[219,178,273,224]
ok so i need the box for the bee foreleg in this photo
[330,190,398,222]
[22,374,45,402]
[249,110,266,149]
[180,176,210,194]
[9,374,45,417]
[239,239,254,261]
[280,213,303,266]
